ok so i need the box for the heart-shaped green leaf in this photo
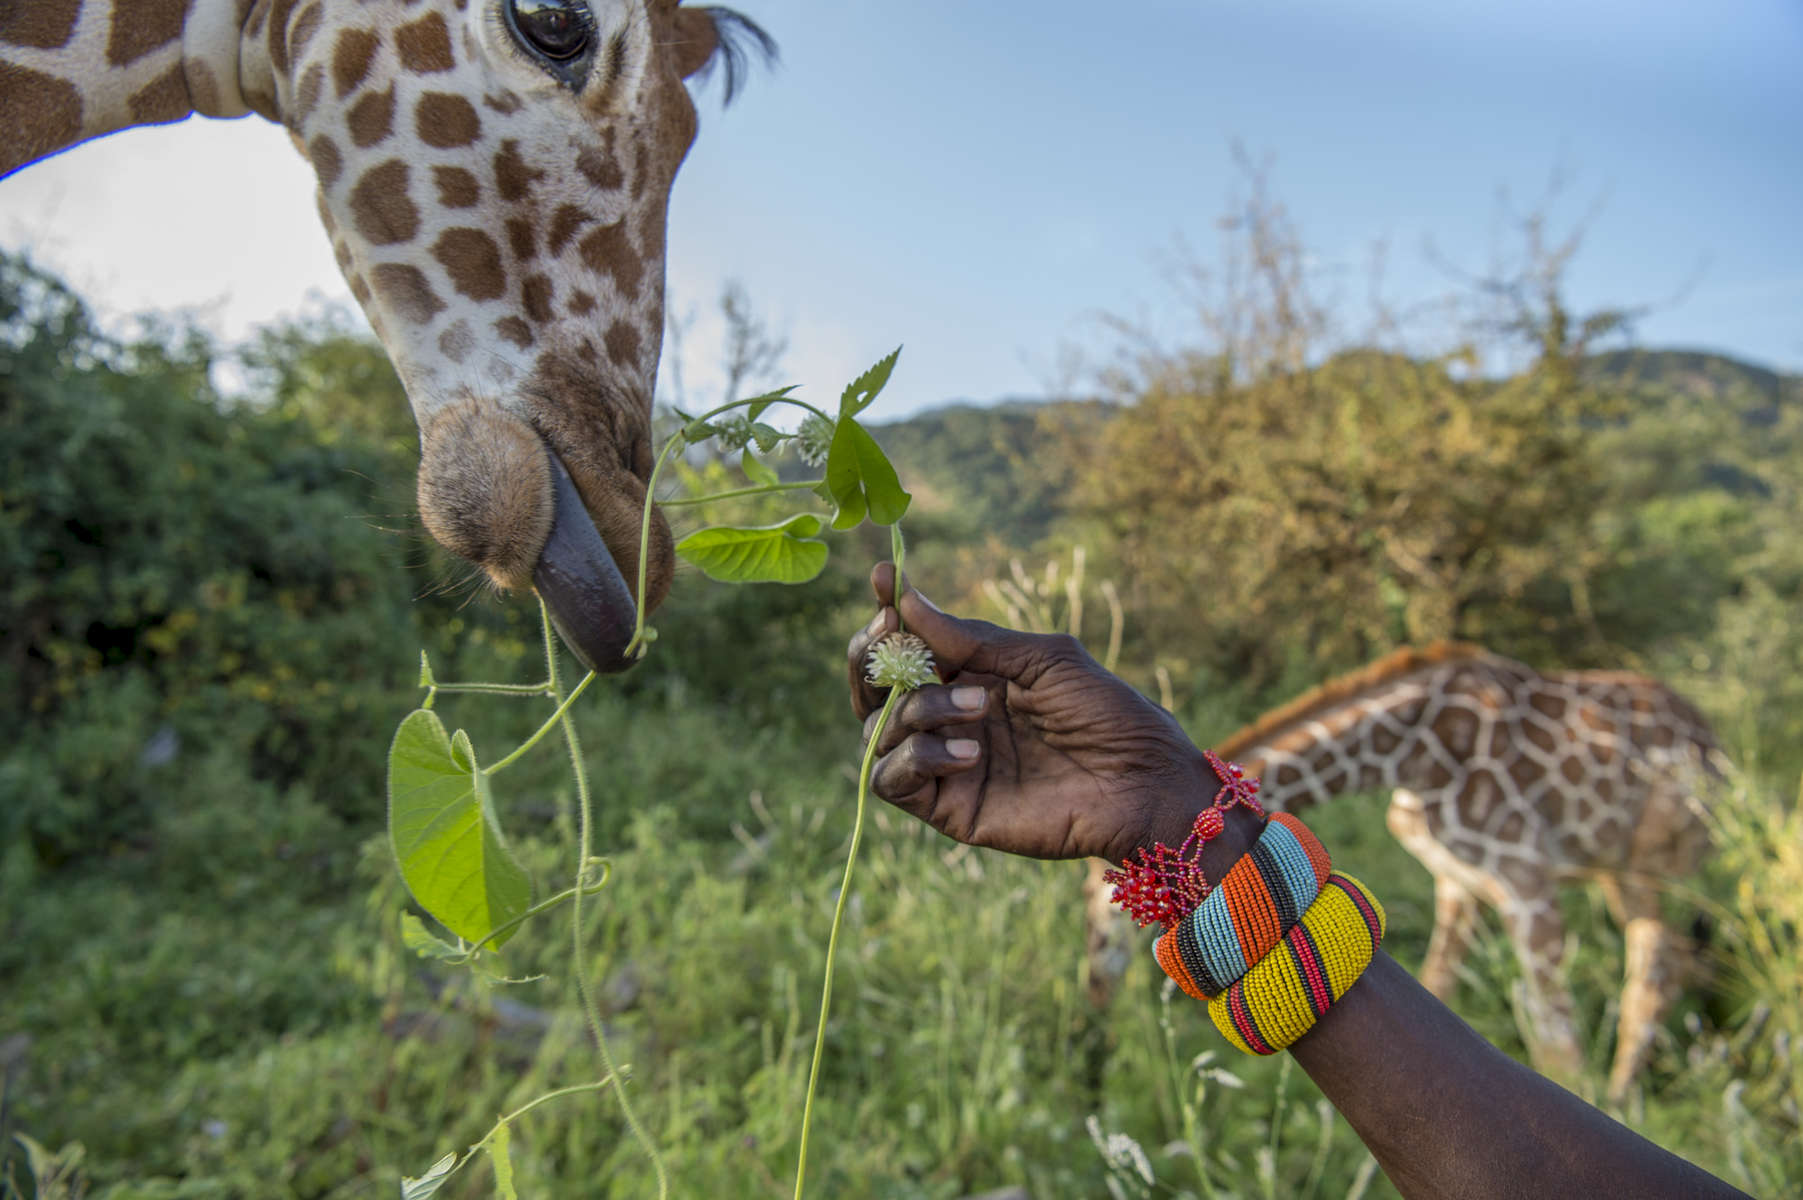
[839,347,902,419]
[388,710,530,949]
[824,418,912,530]
[399,912,464,962]
[676,514,829,584]
[740,446,779,488]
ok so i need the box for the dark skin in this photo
[848,564,1748,1200]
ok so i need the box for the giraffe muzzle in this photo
[533,453,639,674]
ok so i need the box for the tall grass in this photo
[4,693,1798,1198]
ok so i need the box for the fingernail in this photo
[947,738,980,760]
[864,610,888,638]
[951,686,985,712]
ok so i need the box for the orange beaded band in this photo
[1154,813,1331,1000]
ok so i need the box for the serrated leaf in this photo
[418,650,436,689]
[675,515,828,584]
[744,384,800,421]
[824,418,911,530]
[740,447,779,487]
[388,710,530,949]
[401,1153,459,1200]
[490,1122,518,1200]
[683,419,722,442]
[839,347,902,419]
[748,421,785,454]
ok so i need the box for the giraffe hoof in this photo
[533,453,638,674]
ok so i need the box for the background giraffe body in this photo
[1215,641,1722,1099]
[1,0,761,668]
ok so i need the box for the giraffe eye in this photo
[507,0,593,63]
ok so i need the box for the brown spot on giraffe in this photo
[416,92,481,147]
[495,316,534,349]
[294,63,327,123]
[577,138,624,191]
[263,0,305,77]
[128,63,189,123]
[637,203,666,260]
[432,228,506,301]
[438,319,476,364]
[349,160,418,244]
[186,60,226,112]
[332,27,380,98]
[603,320,641,369]
[290,3,324,62]
[504,218,535,261]
[547,205,592,256]
[568,291,597,317]
[347,84,396,147]
[395,12,454,74]
[432,165,480,208]
[492,140,544,201]
[483,90,522,115]
[107,0,189,66]
[370,263,444,325]
[309,135,343,188]
[578,220,643,299]
[576,340,599,364]
[0,0,81,50]
[1,64,84,163]
[521,275,556,324]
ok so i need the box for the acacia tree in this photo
[1072,163,1630,686]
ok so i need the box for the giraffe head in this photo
[235,0,768,670]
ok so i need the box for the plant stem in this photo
[657,479,824,508]
[453,865,612,961]
[483,671,596,776]
[625,393,838,659]
[792,684,902,1200]
[540,598,669,1198]
[891,524,907,619]
[428,681,555,697]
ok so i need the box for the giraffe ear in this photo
[670,7,720,79]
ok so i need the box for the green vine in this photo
[386,350,914,1198]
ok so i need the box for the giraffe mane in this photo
[1214,641,1493,759]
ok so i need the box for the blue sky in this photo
[4,0,1799,421]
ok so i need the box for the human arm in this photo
[847,564,1747,1200]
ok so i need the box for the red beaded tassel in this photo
[1104,750,1265,928]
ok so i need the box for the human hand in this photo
[847,563,1248,866]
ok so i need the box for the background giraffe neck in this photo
[0,0,264,178]
[1217,643,1499,812]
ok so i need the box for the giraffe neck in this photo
[0,0,270,178]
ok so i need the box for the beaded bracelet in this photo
[1104,751,1265,928]
[1207,871,1386,1056]
[1155,812,1331,1001]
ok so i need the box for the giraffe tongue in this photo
[533,454,638,674]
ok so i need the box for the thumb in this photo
[897,585,1038,679]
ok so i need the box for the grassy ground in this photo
[3,686,1799,1198]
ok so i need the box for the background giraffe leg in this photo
[1497,887,1587,1087]
[1418,874,1481,999]
[1081,857,1134,1011]
[1598,876,1685,1103]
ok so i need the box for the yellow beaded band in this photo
[1207,872,1386,1056]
